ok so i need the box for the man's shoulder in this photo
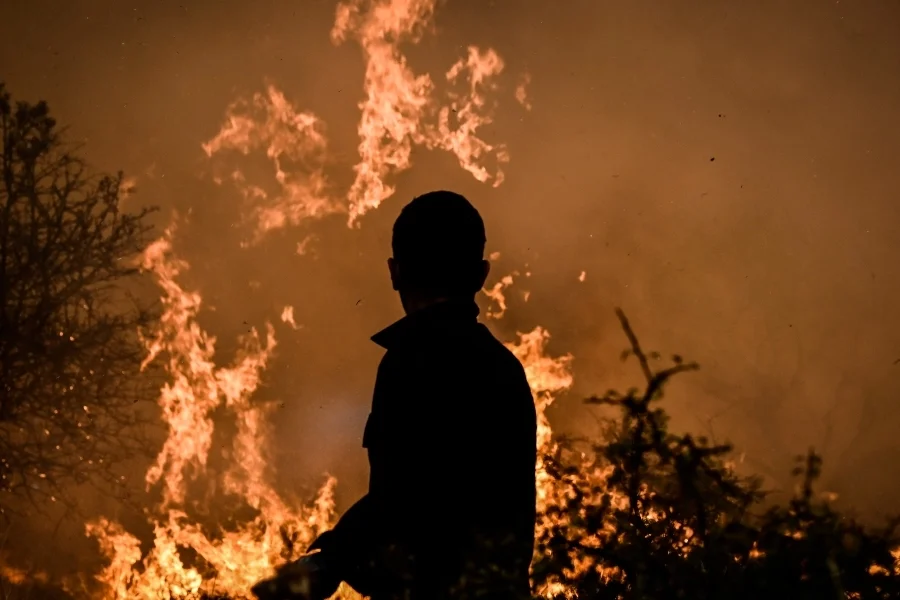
[377,323,522,370]
[475,324,529,370]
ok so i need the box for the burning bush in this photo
[532,310,900,600]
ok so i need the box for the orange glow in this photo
[202,85,337,243]
[85,234,590,599]
[334,0,509,225]
[205,0,512,233]
[3,1,898,598]
[81,1,540,599]
[87,228,342,599]
[484,274,516,319]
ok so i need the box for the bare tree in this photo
[0,83,158,516]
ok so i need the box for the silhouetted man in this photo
[254,191,537,600]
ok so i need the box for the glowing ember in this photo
[515,73,533,111]
[281,306,301,330]
[484,273,516,319]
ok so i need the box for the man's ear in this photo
[388,257,400,291]
[477,259,491,290]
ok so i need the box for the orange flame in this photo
[515,73,533,112]
[484,274,516,319]
[205,0,515,238]
[202,85,338,243]
[84,247,582,600]
[334,0,509,225]
[86,228,340,600]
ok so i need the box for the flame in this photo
[202,85,338,243]
[333,0,509,225]
[515,73,533,111]
[337,19,508,226]
[0,560,49,586]
[492,280,624,595]
[484,274,516,319]
[86,228,341,600]
[437,46,509,188]
[206,0,514,238]
[14,2,895,598]
[281,306,301,330]
[505,327,573,494]
[83,247,583,600]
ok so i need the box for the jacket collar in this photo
[371,299,480,350]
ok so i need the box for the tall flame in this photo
[87,229,340,599]
[206,0,512,237]
[334,0,509,225]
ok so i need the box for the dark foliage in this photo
[0,83,160,517]
[532,309,900,600]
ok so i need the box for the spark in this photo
[281,306,301,330]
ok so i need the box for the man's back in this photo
[285,192,537,600]
[360,299,537,599]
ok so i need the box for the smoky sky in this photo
[2,0,900,531]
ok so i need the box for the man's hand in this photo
[251,552,341,600]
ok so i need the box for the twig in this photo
[615,308,653,384]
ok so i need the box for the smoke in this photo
[1,0,900,585]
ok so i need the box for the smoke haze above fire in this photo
[2,0,899,544]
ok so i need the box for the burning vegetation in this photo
[2,0,900,599]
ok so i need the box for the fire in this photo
[504,326,619,596]
[80,2,548,599]
[206,0,512,235]
[84,229,581,600]
[0,560,49,586]
[85,230,589,598]
[201,84,337,244]
[7,2,604,597]
[515,73,533,112]
[5,2,896,599]
[483,274,516,319]
[281,306,301,330]
[87,229,341,599]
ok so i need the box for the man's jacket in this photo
[309,300,537,600]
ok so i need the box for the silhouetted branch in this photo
[0,83,161,517]
[533,309,900,600]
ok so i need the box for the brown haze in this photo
[1,0,899,592]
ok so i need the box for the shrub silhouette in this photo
[532,309,900,600]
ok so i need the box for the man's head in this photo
[388,190,490,313]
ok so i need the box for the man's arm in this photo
[308,352,446,574]
[303,354,404,593]
[308,494,375,558]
